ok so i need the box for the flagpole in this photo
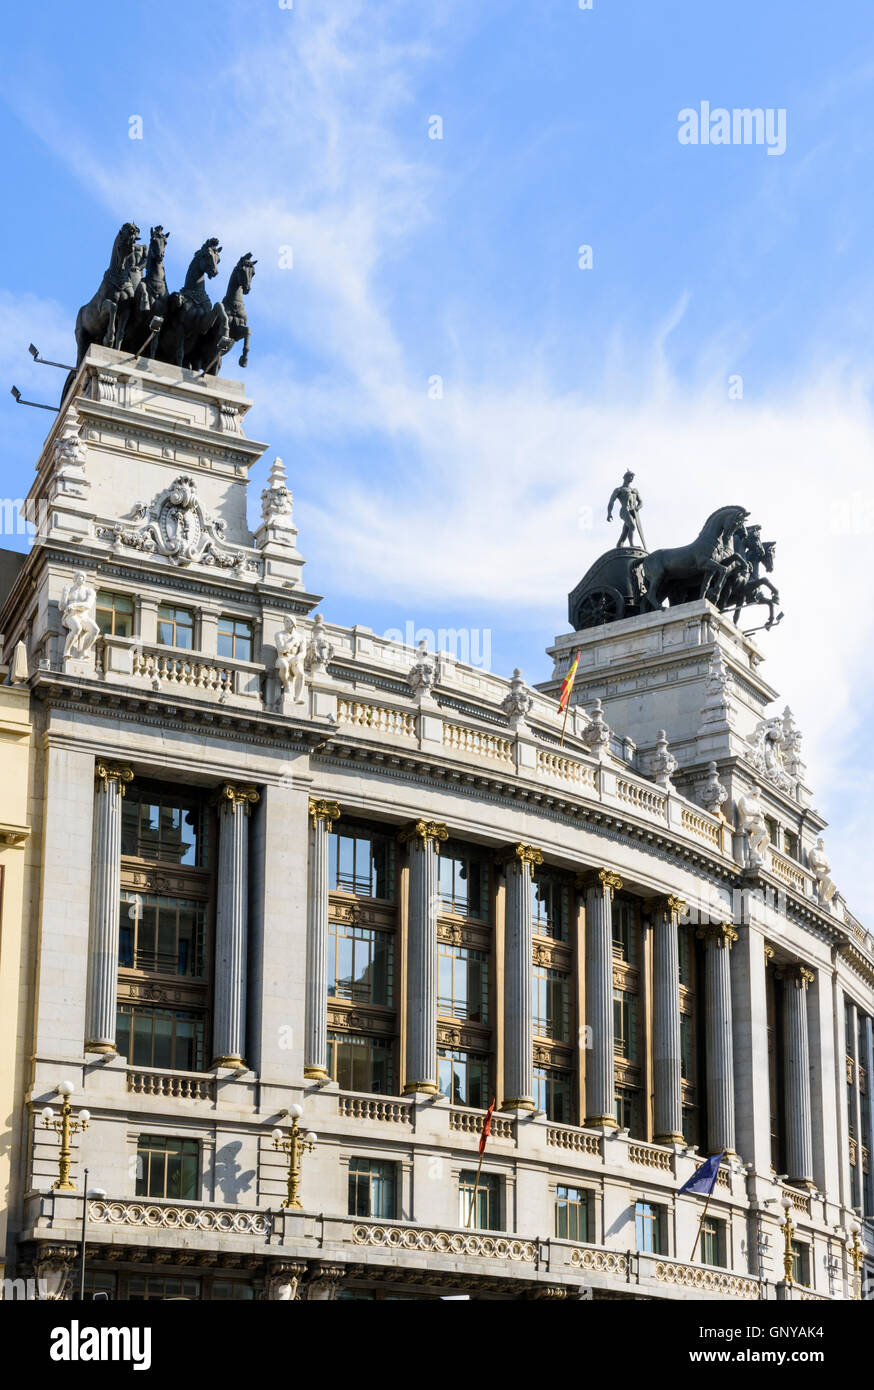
[558,697,571,748]
[465,1147,486,1230]
[466,1098,495,1229]
[688,1153,724,1263]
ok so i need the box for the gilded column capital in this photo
[94,761,134,796]
[498,842,544,876]
[643,894,687,921]
[218,783,260,815]
[398,819,449,846]
[764,943,775,961]
[778,962,815,990]
[696,922,738,950]
[576,868,623,895]
[308,798,341,828]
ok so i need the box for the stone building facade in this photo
[0,344,871,1301]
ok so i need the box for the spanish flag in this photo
[559,652,580,713]
[479,1097,496,1155]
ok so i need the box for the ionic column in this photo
[651,896,685,1144]
[501,843,543,1111]
[85,761,133,1053]
[400,819,448,1093]
[303,798,340,1079]
[212,783,260,1068]
[584,869,622,1128]
[780,963,816,1186]
[698,923,738,1156]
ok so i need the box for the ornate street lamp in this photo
[848,1219,863,1301]
[779,1193,795,1287]
[271,1104,317,1210]
[41,1081,90,1191]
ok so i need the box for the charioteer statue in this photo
[567,475,783,633]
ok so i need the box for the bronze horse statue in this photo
[120,225,176,356]
[156,237,230,372]
[74,222,142,366]
[220,252,256,368]
[633,505,751,612]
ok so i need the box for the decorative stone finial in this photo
[408,639,440,698]
[580,698,611,760]
[501,668,534,729]
[650,729,678,791]
[699,760,728,817]
[261,457,294,524]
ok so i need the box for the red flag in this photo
[478,1097,496,1155]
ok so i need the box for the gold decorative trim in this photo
[497,842,544,876]
[212,1054,246,1069]
[778,963,816,990]
[500,1097,536,1111]
[585,1113,619,1129]
[95,761,134,796]
[764,943,775,960]
[219,784,260,815]
[403,1081,439,1094]
[308,798,340,827]
[398,819,449,846]
[304,1065,330,1080]
[696,922,738,950]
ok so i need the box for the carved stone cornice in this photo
[777,962,816,990]
[309,797,340,827]
[94,761,134,795]
[497,842,544,877]
[696,922,738,950]
[398,819,449,846]
[219,783,260,814]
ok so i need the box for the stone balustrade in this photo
[126,1068,214,1102]
[337,1093,413,1124]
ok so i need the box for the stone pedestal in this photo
[212,784,259,1068]
[85,762,133,1053]
[584,870,622,1128]
[651,897,685,1144]
[401,820,448,1093]
[699,923,737,1156]
[501,843,543,1111]
[304,799,340,1079]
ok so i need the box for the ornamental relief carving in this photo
[95,473,262,578]
[436,920,488,949]
[327,1006,395,1037]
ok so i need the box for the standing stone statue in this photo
[306,614,334,674]
[276,616,307,704]
[736,788,768,869]
[607,471,646,548]
[808,838,836,907]
[61,572,100,659]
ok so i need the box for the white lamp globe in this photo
[271,1128,283,1143]
[780,1193,793,1211]
[57,1080,73,1098]
[78,1109,91,1125]
[41,1106,54,1123]
[849,1219,861,1236]
[289,1103,303,1119]
[305,1132,317,1144]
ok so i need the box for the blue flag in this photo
[678,1151,723,1196]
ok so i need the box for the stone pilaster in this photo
[399,820,448,1094]
[212,783,259,1068]
[501,843,543,1111]
[304,799,341,1079]
[84,762,133,1054]
[698,923,738,1156]
[651,896,685,1144]
[584,869,622,1128]
[780,963,816,1187]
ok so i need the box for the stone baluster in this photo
[400,819,448,1094]
[584,870,622,1128]
[698,923,738,1156]
[212,783,260,1068]
[780,963,816,1186]
[501,843,543,1111]
[651,896,685,1144]
[85,761,134,1053]
[303,799,341,1079]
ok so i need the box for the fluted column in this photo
[85,761,133,1053]
[304,798,340,1079]
[698,923,738,1156]
[651,896,685,1144]
[781,963,815,1186]
[400,819,448,1093]
[212,783,259,1068]
[501,843,543,1111]
[584,869,622,1128]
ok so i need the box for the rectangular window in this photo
[534,1066,572,1123]
[328,1032,394,1094]
[96,589,134,638]
[348,1158,396,1219]
[613,988,638,1062]
[634,1200,664,1255]
[612,897,639,965]
[329,823,395,900]
[790,1240,810,1287]
[328,921,393,1006]
[783,830,800,861]
[438,844,487,920]
[555,1185,589,1242]
[765,816,779,846]
[126,1275,202,1302]
[210,1280,255,1300]
[458,1171,500,1230]
[217,616,254,662]
[437,945,489,1022]
[438,1049,489,1108]
[615,1085,640,1134]
[135,1135,200,1200]
[119,892,206,977]
[117,1005,205,1071]
[531,871,569,941]
[700,1217,726,1267]
[157,604,195,649]
[533,966,570,1041]
[680,1011,695,1083]
[121,791,205,866]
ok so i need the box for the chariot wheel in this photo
[575,585,625,629]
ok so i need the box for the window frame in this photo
[157,603,195,650]
[217,614,255,663]
[347,1157,397,1219]
[135,1134,200,1201]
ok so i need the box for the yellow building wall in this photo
[0,680,32,1282]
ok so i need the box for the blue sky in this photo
[1,0,873,914]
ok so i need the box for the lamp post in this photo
[41,1082,90,1191]
[848,1219,863,1301]
[271,1104,317,1210]
[780,1193,795,1288]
